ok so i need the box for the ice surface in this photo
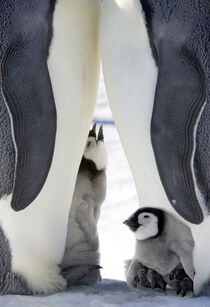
[1,71,210,306]
[0,279,209,307]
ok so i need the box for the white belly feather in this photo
[101,0,210,294]
[100,0,176,214]
[0,0,100,294]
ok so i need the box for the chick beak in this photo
[123,219,139,231]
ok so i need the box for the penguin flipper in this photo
[2,39,56,211]
[151,40,206,224]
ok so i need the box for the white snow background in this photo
[1,71,210,306]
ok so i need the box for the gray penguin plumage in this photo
[140,0,210,225]
[124,208,194,294]
[61,124,107,286]
[0,0,57,294]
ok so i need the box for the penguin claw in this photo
[181,277,193,297]
[175,277,193,297]
[147,269,157,289]
[88,265,102,271]
[176,281,182,295]
[147,269,166,291]
[62,264,101,287]
[137,268,147,287]
[136,268,166,290]
[169,266,193,296]
[159,279,167,291]
[135,266,192,295]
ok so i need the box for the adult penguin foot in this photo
[135,266,166,291]
[147,269,167,291]
[176,277,193,297]
[169,267,193,296]
[62,264,102,287]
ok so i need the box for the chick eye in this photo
[87,141,91,147]
[144,215,149,218]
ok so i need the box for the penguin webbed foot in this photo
[147,269,166,291]
[169,266,187,282]
[136,267,150,288]
[169,267,193,296]
[175,277,193,297]
[62,264,101,287]
[135,267,166,291]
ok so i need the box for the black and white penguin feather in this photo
[124,207,194,291]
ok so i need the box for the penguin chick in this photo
[61,123,107,286]
[124,207,194,295]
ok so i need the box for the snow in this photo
[1,280,210,307]
[1,71,210,306]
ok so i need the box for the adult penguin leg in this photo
[100,0,175,215]
[0,0,100,294]
[100,0,209,295]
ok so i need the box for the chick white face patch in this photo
[135,213,158,240]
[84,137,108,171]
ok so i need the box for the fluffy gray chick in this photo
[61,123,107,286]
[124,207,194,296]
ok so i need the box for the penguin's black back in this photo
[140,0,210,222]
